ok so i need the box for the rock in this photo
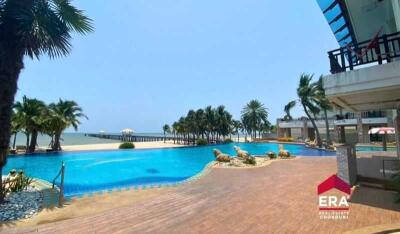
[213,149,222,157]
[216,154,231,162]
[233,146,250,158]
[0,188,43,222]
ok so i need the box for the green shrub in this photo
[1,170,33,197]
[119,142,135,149]
[196,138,208,146]
[223,138,233,144]
[244,156,256,165]
[267,151,277,159]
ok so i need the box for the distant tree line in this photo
[162,100,274,145]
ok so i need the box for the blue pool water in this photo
[3,143,334,197]
[356,146,396,152]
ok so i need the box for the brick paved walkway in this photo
[2,157,400,233]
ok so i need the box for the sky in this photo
[16,0,338,133]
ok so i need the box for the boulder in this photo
[213,149,222,157]
[233,146,250,158]
[216,154,231,162]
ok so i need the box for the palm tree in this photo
[0,0,92,202]
[315,76,332,145]
[204,106,215,143]
[215,105,232,140]
[13,96,46,153]
[48,99,87,151]
[195,109,206,139]
[232,120,243,142]
[283,100,296,137]
[10,110,23,150]
[283,101,296,121]
[241,100,268,139]
[172,122,179,144]
[296,74,322,147]
[162,124,170,143]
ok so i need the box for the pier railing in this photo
[86,133,196,145]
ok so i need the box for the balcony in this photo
[323,32,400,111]
[328,32,400,74]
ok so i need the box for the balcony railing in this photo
[328,31,400,74]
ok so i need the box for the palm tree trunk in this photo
[237,132,240,142]
[12,133,17,149]
[302,104,322,148]
[29,130,38,153]
[53,132,62,151]
[163,131,166,143]
[25,133,30,150]
[324,109,331,145]
[0,49,23,203]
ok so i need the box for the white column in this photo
[395,109,400,158]
[392,0,400,32]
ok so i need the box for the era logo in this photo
[319,195,349,207]
[317,175,351,219]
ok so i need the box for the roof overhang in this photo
[316,0,357,46]
[317,0,400,46]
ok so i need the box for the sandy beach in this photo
[62,140,185,151]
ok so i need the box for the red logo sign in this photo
[317,175,351,219]
[317,175,351,195]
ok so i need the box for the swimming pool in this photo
[3,143,334,197]
[356,145,396,152]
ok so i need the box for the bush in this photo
[196,138,208,146]
[267,151,277,159]
[1,170,33,197]
[223,138,233,144]
[119,142,135,149]
[244,156,256,165]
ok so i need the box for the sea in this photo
[10,132,167,147]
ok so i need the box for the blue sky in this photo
[17,0,337,133]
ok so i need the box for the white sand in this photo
[62,140,185,152]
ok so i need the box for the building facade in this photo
[277,110,396,144]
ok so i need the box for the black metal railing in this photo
[328,31,400,74]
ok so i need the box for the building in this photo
[315,0,400,185]
[277,110,396,144]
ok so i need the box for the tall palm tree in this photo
[204,106,215,143]
[10,111,21,150]
[215,105,232,140]
[13,96,46,153]
[315,76,332,145]
[283,101,296,121]
[0,0,92,202]
[172,122,179,144]
[296,74,322,147]
[48,99,87,151]
[162,124,170,143]
[232,120,243,142]
[195,109,206,139]
[283,100,296,137]
[241,100,268,139]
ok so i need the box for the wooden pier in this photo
[85,133,195,144]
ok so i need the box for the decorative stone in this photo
[0,184,43,222]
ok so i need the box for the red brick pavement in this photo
[2,157,400,233]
